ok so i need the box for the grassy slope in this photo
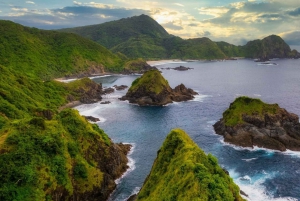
[170,38,227,60]
[0,20,124,79]
[137,129,244,201]
[128,69,170,95]
[223,96,279,126]
[0,62,126,200]
[60,14,170,49]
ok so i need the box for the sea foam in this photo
[115,143,136,185]
[229,169,297,201]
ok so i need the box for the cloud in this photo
[199,6,229,18]
[26,1,35,4]
[288,7,300,16]
[2,4,149,29]
[174,3,184,7]
[280,31,300,45]
[163,21,183,30]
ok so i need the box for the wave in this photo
[257,63,278,66]
[191,94,212,102]
[242,158,258,162]
[115,143,136,185]
[75,104,107,122]
[124,187,141,201]
[219,139,300,157]
[229,169,298,201]
[90,74,112,79]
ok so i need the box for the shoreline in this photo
[54,72,115,82]
[146,59,187,66]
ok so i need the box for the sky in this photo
[0,0,299,47]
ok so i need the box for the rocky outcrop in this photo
[161,66,194,71]
[136,129,244,201]
[114,85,128,90]
[120,70,198,106]
[213,97,300,151]
[83,115,100,122]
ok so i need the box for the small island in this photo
[119,69,198,106]
[213,96,300,151]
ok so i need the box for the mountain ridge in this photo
[59,14,300,60]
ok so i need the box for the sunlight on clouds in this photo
[231,12,260,23]
[94,14,111,19]
[26,1,35,4]
[11,8,29,12]
[198,7,229,18]
[230,2,245,9]
[73,1,115,9]
[116,0,159,10]
[174,3,184,7]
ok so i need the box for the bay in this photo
[76,59,300,201]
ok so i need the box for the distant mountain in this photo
[243,35,292,59]
[60,14,299,60]
[0,20,126,80]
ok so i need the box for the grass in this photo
[137,129,244,201]
[223,96,279,126]
[128,69,170,95]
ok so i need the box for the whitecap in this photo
[124,187,141,201]
[282,149,300,158]
[191,94,212,102]
[219,138,283,154]
[90,74,112,79]
[242,158,258,162]
[238,175,252,183]
[254,94,262,97]
[115,143,136,184]
[229,169,297,201]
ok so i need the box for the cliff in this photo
[120,69,198,106]
[0,65,131,201]
[136,129,245,201]
[213,97,300,151]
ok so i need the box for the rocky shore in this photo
[213,97,300,151]
[120,69,198,106]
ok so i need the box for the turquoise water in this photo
[76,59,300,201]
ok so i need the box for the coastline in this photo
[54,72,115,82]
[146,59,187,66]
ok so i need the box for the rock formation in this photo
[213,96,300,151]
[136,129,245,201]
[120,69,198,106]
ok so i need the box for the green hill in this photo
[0,64,131,201]
[59,15,228,60]
[170,37,227,60]
[0,20,125,79]
[137,129,245,201]
[242,35,292,59]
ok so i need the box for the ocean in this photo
[76,59,300,201]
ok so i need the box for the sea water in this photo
[76,59,300,201]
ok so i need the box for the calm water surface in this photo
[76,59,300,201]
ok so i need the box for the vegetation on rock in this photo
[214,97,300,151]
[120,69,197,106]
[222,96,279,126]
[137,129,245,201]
[0,23,132,200]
